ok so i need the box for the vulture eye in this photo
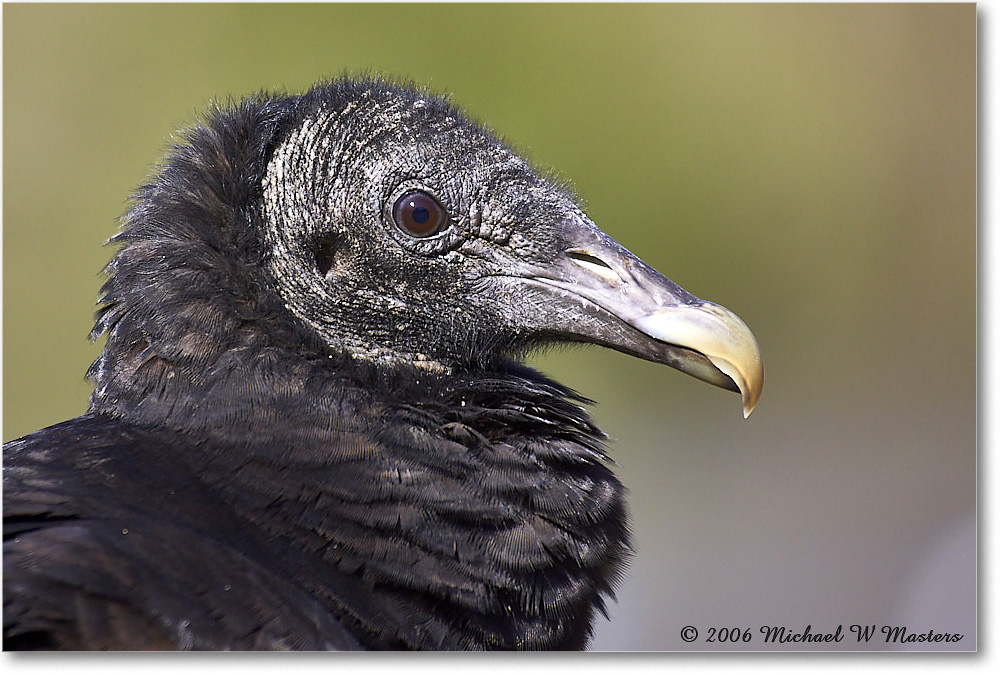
[392,191,447,237]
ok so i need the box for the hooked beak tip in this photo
[634,302,764,418]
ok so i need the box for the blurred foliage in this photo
[1,3,975,650]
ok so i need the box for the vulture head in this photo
[93,79,762,425]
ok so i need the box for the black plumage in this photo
[3,78,763,650]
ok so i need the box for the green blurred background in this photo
[2,3,975,650]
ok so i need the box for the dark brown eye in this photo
[392,191,447,237]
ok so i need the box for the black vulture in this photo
[3,78,763,650]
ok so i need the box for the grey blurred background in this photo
[2,4,975,650]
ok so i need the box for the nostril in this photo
[566,250,612,269]
[566,249,621,282]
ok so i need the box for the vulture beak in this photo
[520,221,764,417]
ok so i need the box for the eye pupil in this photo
[392,190,447,237]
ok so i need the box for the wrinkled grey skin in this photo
[262,86,587,369]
